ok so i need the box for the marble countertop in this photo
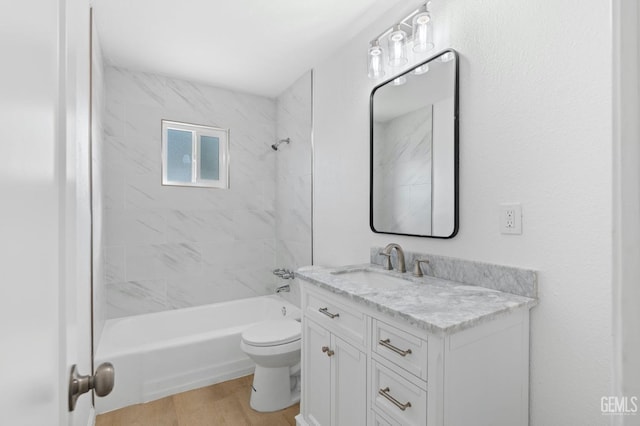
[296,264,537,336]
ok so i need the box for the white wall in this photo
[313,0,613,424]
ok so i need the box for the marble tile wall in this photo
[102,66,278,318]
[372,105,433,235]
[274,72,313,307]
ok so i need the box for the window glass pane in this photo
[167,128,193,182]
[200,135,220,180]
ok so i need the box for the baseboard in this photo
[295,413,309,426]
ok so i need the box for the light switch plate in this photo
[500,203,522,234]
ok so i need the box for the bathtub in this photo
[95,295,301,413]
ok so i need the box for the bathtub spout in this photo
[276,284,290,293]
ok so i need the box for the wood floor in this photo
[96,375,299,426]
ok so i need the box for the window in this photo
[161,120,229,188]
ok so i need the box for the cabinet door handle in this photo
[378,338,412,357]
[319,307,340,319]
[321,346,335,357]
[378,387,412,411]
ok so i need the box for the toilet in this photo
[240,318,302,412]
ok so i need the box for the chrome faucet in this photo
[276,284,291,293]
[379,243,406,273]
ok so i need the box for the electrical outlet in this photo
[500,203,522,234]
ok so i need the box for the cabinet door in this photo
[332,335,367,426]
[303,319,332,426]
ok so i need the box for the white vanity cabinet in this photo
[297,281,531,426]
[301,288,367,426]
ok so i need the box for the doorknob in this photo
[68,362,115,411]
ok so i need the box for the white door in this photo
[0,0,93,425]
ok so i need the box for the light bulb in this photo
[413,64,429,75]
[412,7,433,53]
[387,26,407,67]
[437,52,454,62]
[367,42,385,79]
[391,76,407,86]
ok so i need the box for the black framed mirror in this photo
[370,49,459,238]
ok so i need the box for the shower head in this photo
[271,138,290,151]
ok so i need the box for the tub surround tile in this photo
[102,67,282,318]
[370,247,538,298]
[105,209,166,246]
[296,264,537,336]
[159,243,203,278]
[166,275,257,309]
[104,171,125,210]
[276,278,301,308]
[233,266,277,295]
[105,246,126,284]
[277,241,310,274]
[165,210,236,244]
[107,280,168,318]
[103,99,125,138]
[101,67,311,318]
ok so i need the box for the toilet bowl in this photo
[240,318,302,412]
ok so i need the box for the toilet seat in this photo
[242,319,301,347]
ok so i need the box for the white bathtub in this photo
[95,295,301,413]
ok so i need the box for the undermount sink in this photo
[331,268,410,289]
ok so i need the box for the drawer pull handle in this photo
[321,346,335,357]
[379,338,412,357]
[319,307,340,319]
[378,387,412,411]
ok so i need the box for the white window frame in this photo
[161,120,229,188]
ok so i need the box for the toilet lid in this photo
[242,319,301,347]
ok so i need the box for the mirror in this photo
[370,49,458,238]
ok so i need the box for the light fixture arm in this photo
[369,2,430,46]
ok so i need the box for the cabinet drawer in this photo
[304,289,366,348]
[372,409,400,426]
[372,360,427,426]
[373,319,428,381]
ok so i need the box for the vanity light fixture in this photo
[413,63,430,75]
[391,76,407,86]
[387,25,408,67]
[367,2,435,79]
[437,51,455,62]
[412,3,433,53]
[367,40,385,78]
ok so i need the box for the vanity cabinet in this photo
[302,296,367,426]
[297,281,531,426]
